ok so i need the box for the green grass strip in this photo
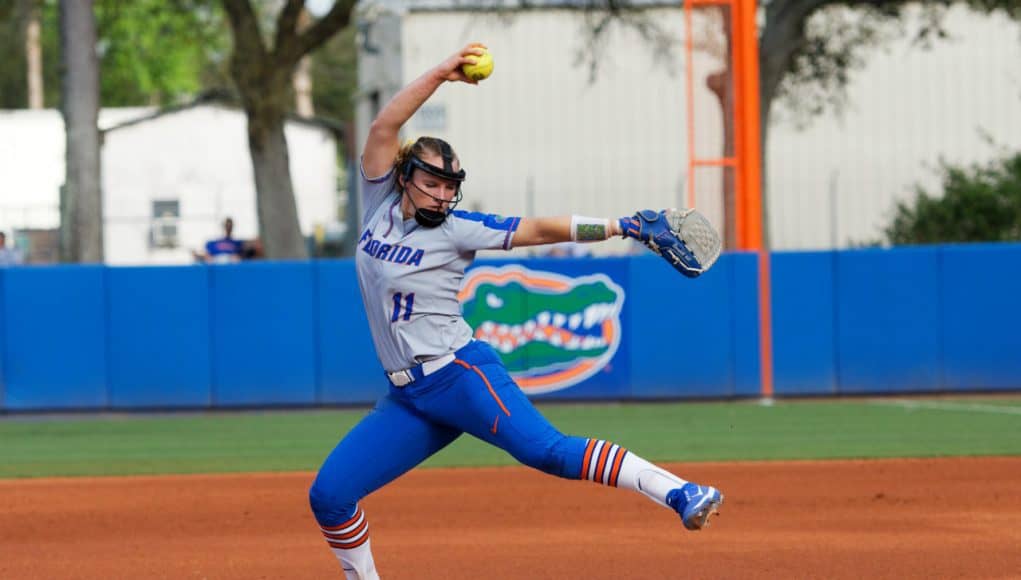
[1,398,1018,479]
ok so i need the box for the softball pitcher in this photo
[308,44,725,580]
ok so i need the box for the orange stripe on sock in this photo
[609,448,628,487]
[594,442,612,484]
[580,439,596,480]
[321,508,362,532]
[323,517,368,541]
[455,359,510,417]
[327,532,370,550]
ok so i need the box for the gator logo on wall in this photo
[458,265,625,395]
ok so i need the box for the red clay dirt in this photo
[1,457,1019,579]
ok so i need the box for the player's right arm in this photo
[361,44,486,179]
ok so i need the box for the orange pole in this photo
[730,0,748,249]
[735,0,763,252]
[756,248,774,399]
[734,0,773,399]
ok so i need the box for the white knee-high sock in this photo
[320,506,379,580]
[579,439,688,507]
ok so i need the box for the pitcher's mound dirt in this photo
[1,457,1019,579]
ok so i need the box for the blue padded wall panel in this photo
[771,251,838,395]
[835,248,942,393]
[3,266,108,410]
[317,260,386,404]
[942,243,1021,391]
[107,266,212,408]
[730,253,762,397]
[210,262,317,406]
[628,254,734,398]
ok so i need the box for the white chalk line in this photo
[870,398,1021,416]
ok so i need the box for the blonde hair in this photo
[394,136,461,193]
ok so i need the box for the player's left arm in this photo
[513,216,622,247]
[517,211,723,279]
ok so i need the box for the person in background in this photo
[194,217,246,264]
[0,232,25,266]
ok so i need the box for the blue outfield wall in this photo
[626,254,760,399]
[209,262,318,406]
[3,266,108,410]
[0,242,1019,411]
[771,252,837,395]
[107,266,211,408]
[941,244,1021,391]
[835,247,944,393]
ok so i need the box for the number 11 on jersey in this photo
[391,292,415,322]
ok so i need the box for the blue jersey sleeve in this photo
[449,210,521,252]
[360,160,398,225]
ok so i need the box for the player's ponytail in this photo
[394,137,419,193]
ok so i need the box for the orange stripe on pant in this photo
[454,359,511,417]
[580,439,597,480]
[608,448,628,487]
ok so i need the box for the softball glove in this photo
[620,208,722,278]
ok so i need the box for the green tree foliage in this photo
[95,0,230,106]
[884,153,1021,244]
[0,5,27,107]
[0,0,60,108]
[0,0,230,108]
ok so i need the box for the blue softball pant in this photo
[308,340,592,526]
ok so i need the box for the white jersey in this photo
[356,164,521,372]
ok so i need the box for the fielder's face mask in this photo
[401,140,465,228]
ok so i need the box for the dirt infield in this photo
[2,457,1019,579]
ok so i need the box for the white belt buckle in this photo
[389,353,456,387]
[387,369,414,387]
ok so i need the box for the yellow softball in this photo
[462,49,494,82]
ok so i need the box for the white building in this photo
[0,101,342,264]
[355,0,1021,251]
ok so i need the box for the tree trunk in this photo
[705,6,736,250]
[222,0,357,259]
[293,7,315,118]
[24,0,43,109]
[246,101,307,259]
[59,0,103,263]
[293,55,315,117]
[707,69,737,250]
